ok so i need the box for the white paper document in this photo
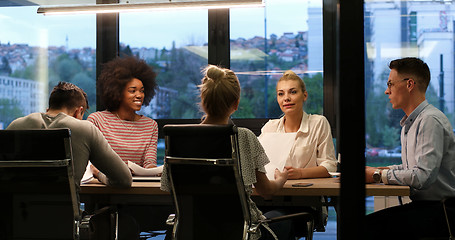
[258,132,296,180]
[81,162,94,184]
[127,161,163,176]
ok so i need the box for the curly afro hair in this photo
[97,56,158,111]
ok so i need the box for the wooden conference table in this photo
[80,177,410,206]
[80,177,410,232]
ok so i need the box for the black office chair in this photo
[0,128,85,240]
[442,197,455,240]
[163,124,314,240]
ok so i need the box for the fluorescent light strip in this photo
[37,0,264,15]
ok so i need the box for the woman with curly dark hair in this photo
[88,56,159,169]
[88,58,171,239]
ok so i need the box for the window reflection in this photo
[365,1,455,166]
[230,0,323,118]
[0,6,96,128]
[120,10,208,120]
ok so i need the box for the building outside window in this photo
[120,9,208,120]
[0,6,96,128]
[230,0,324,119]
[364,0,455,167]
[0,1,324,125]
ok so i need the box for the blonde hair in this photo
[198,65,240,119]
[278,70,306,93]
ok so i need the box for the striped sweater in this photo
[88,110,158,168]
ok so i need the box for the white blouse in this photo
[259,112,337,172]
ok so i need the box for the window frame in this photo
[96,2,367,238]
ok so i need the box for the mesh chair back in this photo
[164,124,251,240]
[0,129,79,240]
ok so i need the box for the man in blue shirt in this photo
[365,57,455,239]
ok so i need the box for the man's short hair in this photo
[389,57,430,93]
[49,82,89,110]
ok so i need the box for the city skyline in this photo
[0,0,314,49]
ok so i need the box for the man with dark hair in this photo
[48,81,89,114]
[365,57,455,239]
[7,82,132,190]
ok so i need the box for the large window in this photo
[120,10,208,120]
[230,0,323,119]
[119,9,208,164]
[364,1,455,166]
[0,6,96,128]
[0,2,326,127]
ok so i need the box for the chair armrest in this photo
[261,212,313,224]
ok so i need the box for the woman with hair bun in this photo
[259,70,337,179]
[161,65,291,240]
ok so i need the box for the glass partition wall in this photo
[364,1,455,168]
[363,2,455,234]
[2,0,451,238]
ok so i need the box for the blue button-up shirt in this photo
[383,100,455,201]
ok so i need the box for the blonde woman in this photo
[161,65,290,240]
[259,70,337,179]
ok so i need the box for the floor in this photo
[143,197,375,240]
[313,220,337,240]
[311,196,375,240]
[142,217,337,240]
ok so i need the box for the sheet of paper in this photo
[127,161,163,176]
[258,132,296,180]
[81,161,94,184]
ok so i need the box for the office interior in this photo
[1,0,454,239]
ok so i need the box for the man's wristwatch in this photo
[373,169,382,183]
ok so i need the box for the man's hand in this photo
[365,166,377,183]
[90,164,100,179]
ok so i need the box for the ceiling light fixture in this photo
[37,0,264,15]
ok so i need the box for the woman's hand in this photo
[284,166,302,179]
[274,168,289,185]
[255,168,288,199]
[144,164,162,176]
[284,166,331,179]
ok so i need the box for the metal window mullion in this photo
[208,8,230,69]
